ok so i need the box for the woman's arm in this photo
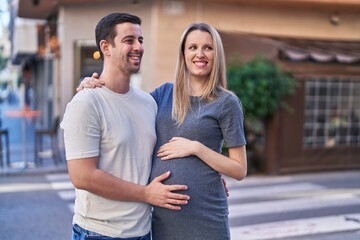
[157,137,247,181]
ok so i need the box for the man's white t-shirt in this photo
[60,85,157,238]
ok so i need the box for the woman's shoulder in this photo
[151,82,173,97]
[217,89,239,104]
[158,82,174,91]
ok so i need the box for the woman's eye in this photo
[189,46,196,50]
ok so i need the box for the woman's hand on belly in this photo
[158,137,247,181]
[157,137,199,160]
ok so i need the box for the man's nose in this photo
[133,40,143,51]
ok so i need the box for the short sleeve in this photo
[150,88,159,103]
[150,82,173,104]
[60,93,101,160]
[218,93,246,148]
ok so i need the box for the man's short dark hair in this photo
[95,13,141,60]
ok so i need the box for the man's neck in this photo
[100,68,131,94]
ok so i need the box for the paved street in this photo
[1,101,360,239]
[226,170,360,239]
[1,169,359,239]
[0,172,73,240]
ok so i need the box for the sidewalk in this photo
[0,140,68,176]
[0,139,67,177]
[0,101,67,176]
[0,163,68,176]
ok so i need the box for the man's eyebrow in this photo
[122,35,135,40]
[122,35,143,40]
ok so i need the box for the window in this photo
[303,77,360,148]
[80,46,102,81]
[74,40,103,89]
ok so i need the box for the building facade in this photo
[11,0,360,174]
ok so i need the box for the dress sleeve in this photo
[60,92,101,160]
[150,82,172,104]
[150,88,160,103]
[219,93,247,148]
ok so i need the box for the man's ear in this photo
[100,40,110,57]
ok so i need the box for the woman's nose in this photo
[196,49,205,57]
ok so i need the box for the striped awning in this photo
[275,38,360,64]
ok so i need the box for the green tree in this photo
[227,57,297,121]
[227,56,298,172]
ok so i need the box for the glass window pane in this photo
[303,77,360,148]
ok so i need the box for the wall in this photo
[57,0,360,115]
[153,0,360,88]
[58,1,154,117]
[55,0,360,170]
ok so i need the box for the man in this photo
[61,13,189,240]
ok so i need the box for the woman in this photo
[149,23,246,240]
[79,23,247,239]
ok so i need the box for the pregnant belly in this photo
[150,156,227,213]
[150,156,214,185]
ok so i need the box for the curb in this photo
[0,164,68,177]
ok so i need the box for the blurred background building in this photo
[6,0,360,174]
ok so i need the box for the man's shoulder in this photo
[132,86,150,98]
[132,85,148,94]
[67,89,103,109]
[74,87,105,99]
[131,86,156,105]
[61,90,100,128]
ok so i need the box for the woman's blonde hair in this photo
[172,23,228,125]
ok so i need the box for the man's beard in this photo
[124,56,141,74]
